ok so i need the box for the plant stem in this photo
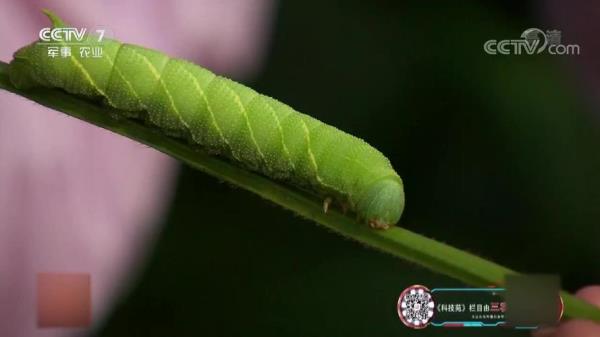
[0,60,598,322]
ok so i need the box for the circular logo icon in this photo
[397,285,435,329]
[558,295,564,321]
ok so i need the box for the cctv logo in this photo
[39,28,105,43]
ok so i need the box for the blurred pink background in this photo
[0,1,274,336]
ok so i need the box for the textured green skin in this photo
[8,12,404,228]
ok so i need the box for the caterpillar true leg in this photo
[369,219,390,230]
[323,197,333,214]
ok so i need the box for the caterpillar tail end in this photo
[7,48,38,90]
[7,9,67,90]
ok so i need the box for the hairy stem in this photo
[0,60,598,322]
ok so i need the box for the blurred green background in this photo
[95,0,600,336]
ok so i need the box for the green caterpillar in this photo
[8,10,404,229]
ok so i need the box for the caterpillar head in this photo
[356,177,404,229]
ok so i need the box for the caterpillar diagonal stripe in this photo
[7,10,404,229]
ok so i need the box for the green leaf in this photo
[0,60,598,323]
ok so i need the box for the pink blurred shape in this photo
[37,273,91,328]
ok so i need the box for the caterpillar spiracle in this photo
[7,11,404,229]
